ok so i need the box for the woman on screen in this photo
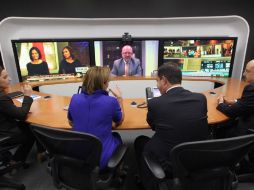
[26,47,50,76]
[68,66,124,169]
[0,66,45,166]
[59,46,82,74]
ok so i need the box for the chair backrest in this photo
[0,135,14,165]
[78,86,86,94]
[77,86,82,94]
[0,134,25,189]
[170,134,254,190]
[30,125,102,190]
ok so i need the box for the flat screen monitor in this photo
[94,39,159,76]
[12,39,91,81]
[161,38,237,77]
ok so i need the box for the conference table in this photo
[8,76,247,130]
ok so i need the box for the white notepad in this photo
[16,94,41,103]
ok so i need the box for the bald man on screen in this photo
[111,45,142,76]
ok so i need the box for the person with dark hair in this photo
[0,67,45,166]
[68,66,124,170]
[26,47,50,76]
[59,46,82,74]
[134,63,210,190]
[111,45,142,76]
[217,59,254,137]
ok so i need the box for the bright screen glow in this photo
[94,40,159,76]
[163,38,237,77]
[12,40,90,81]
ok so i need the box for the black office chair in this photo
[247,129,254,162]
[77,85,87,94]
[30,125,127,190]
[0,134,25,190]
[144,134,254,190]
[77,86,82,94]
[236,129,254,182]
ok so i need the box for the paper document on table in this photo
[16,94,41,103]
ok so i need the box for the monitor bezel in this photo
[11,37,237,82]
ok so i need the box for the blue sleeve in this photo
[67,95,75,121]
[112,98,122,123]
[67,108,72,121]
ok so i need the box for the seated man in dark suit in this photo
[217,59,254,137]
[134,63,210,190]
[111,45,142,76]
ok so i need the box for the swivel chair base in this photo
[0,176,25,190]
[237,173,254,183]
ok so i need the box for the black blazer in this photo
[0,92,33,134]
[217,83,254,134]
[145,87,209,170]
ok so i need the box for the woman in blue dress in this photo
[68,66,124,169]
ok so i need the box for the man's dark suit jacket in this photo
[0,92,33,135]
[217,83,254,135]
[145,87,209,171]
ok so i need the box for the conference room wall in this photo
[0,0,253,84]
[38,80,214,98]
[0,0,253,63]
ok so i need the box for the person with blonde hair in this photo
[68,66,124,169]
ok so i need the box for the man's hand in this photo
[217,95,225,104]
[224,97,237,105]
[217,95,236,105]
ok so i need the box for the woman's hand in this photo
[22,84,33,97]
[109,86,122,99]
[109,85,124,127]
